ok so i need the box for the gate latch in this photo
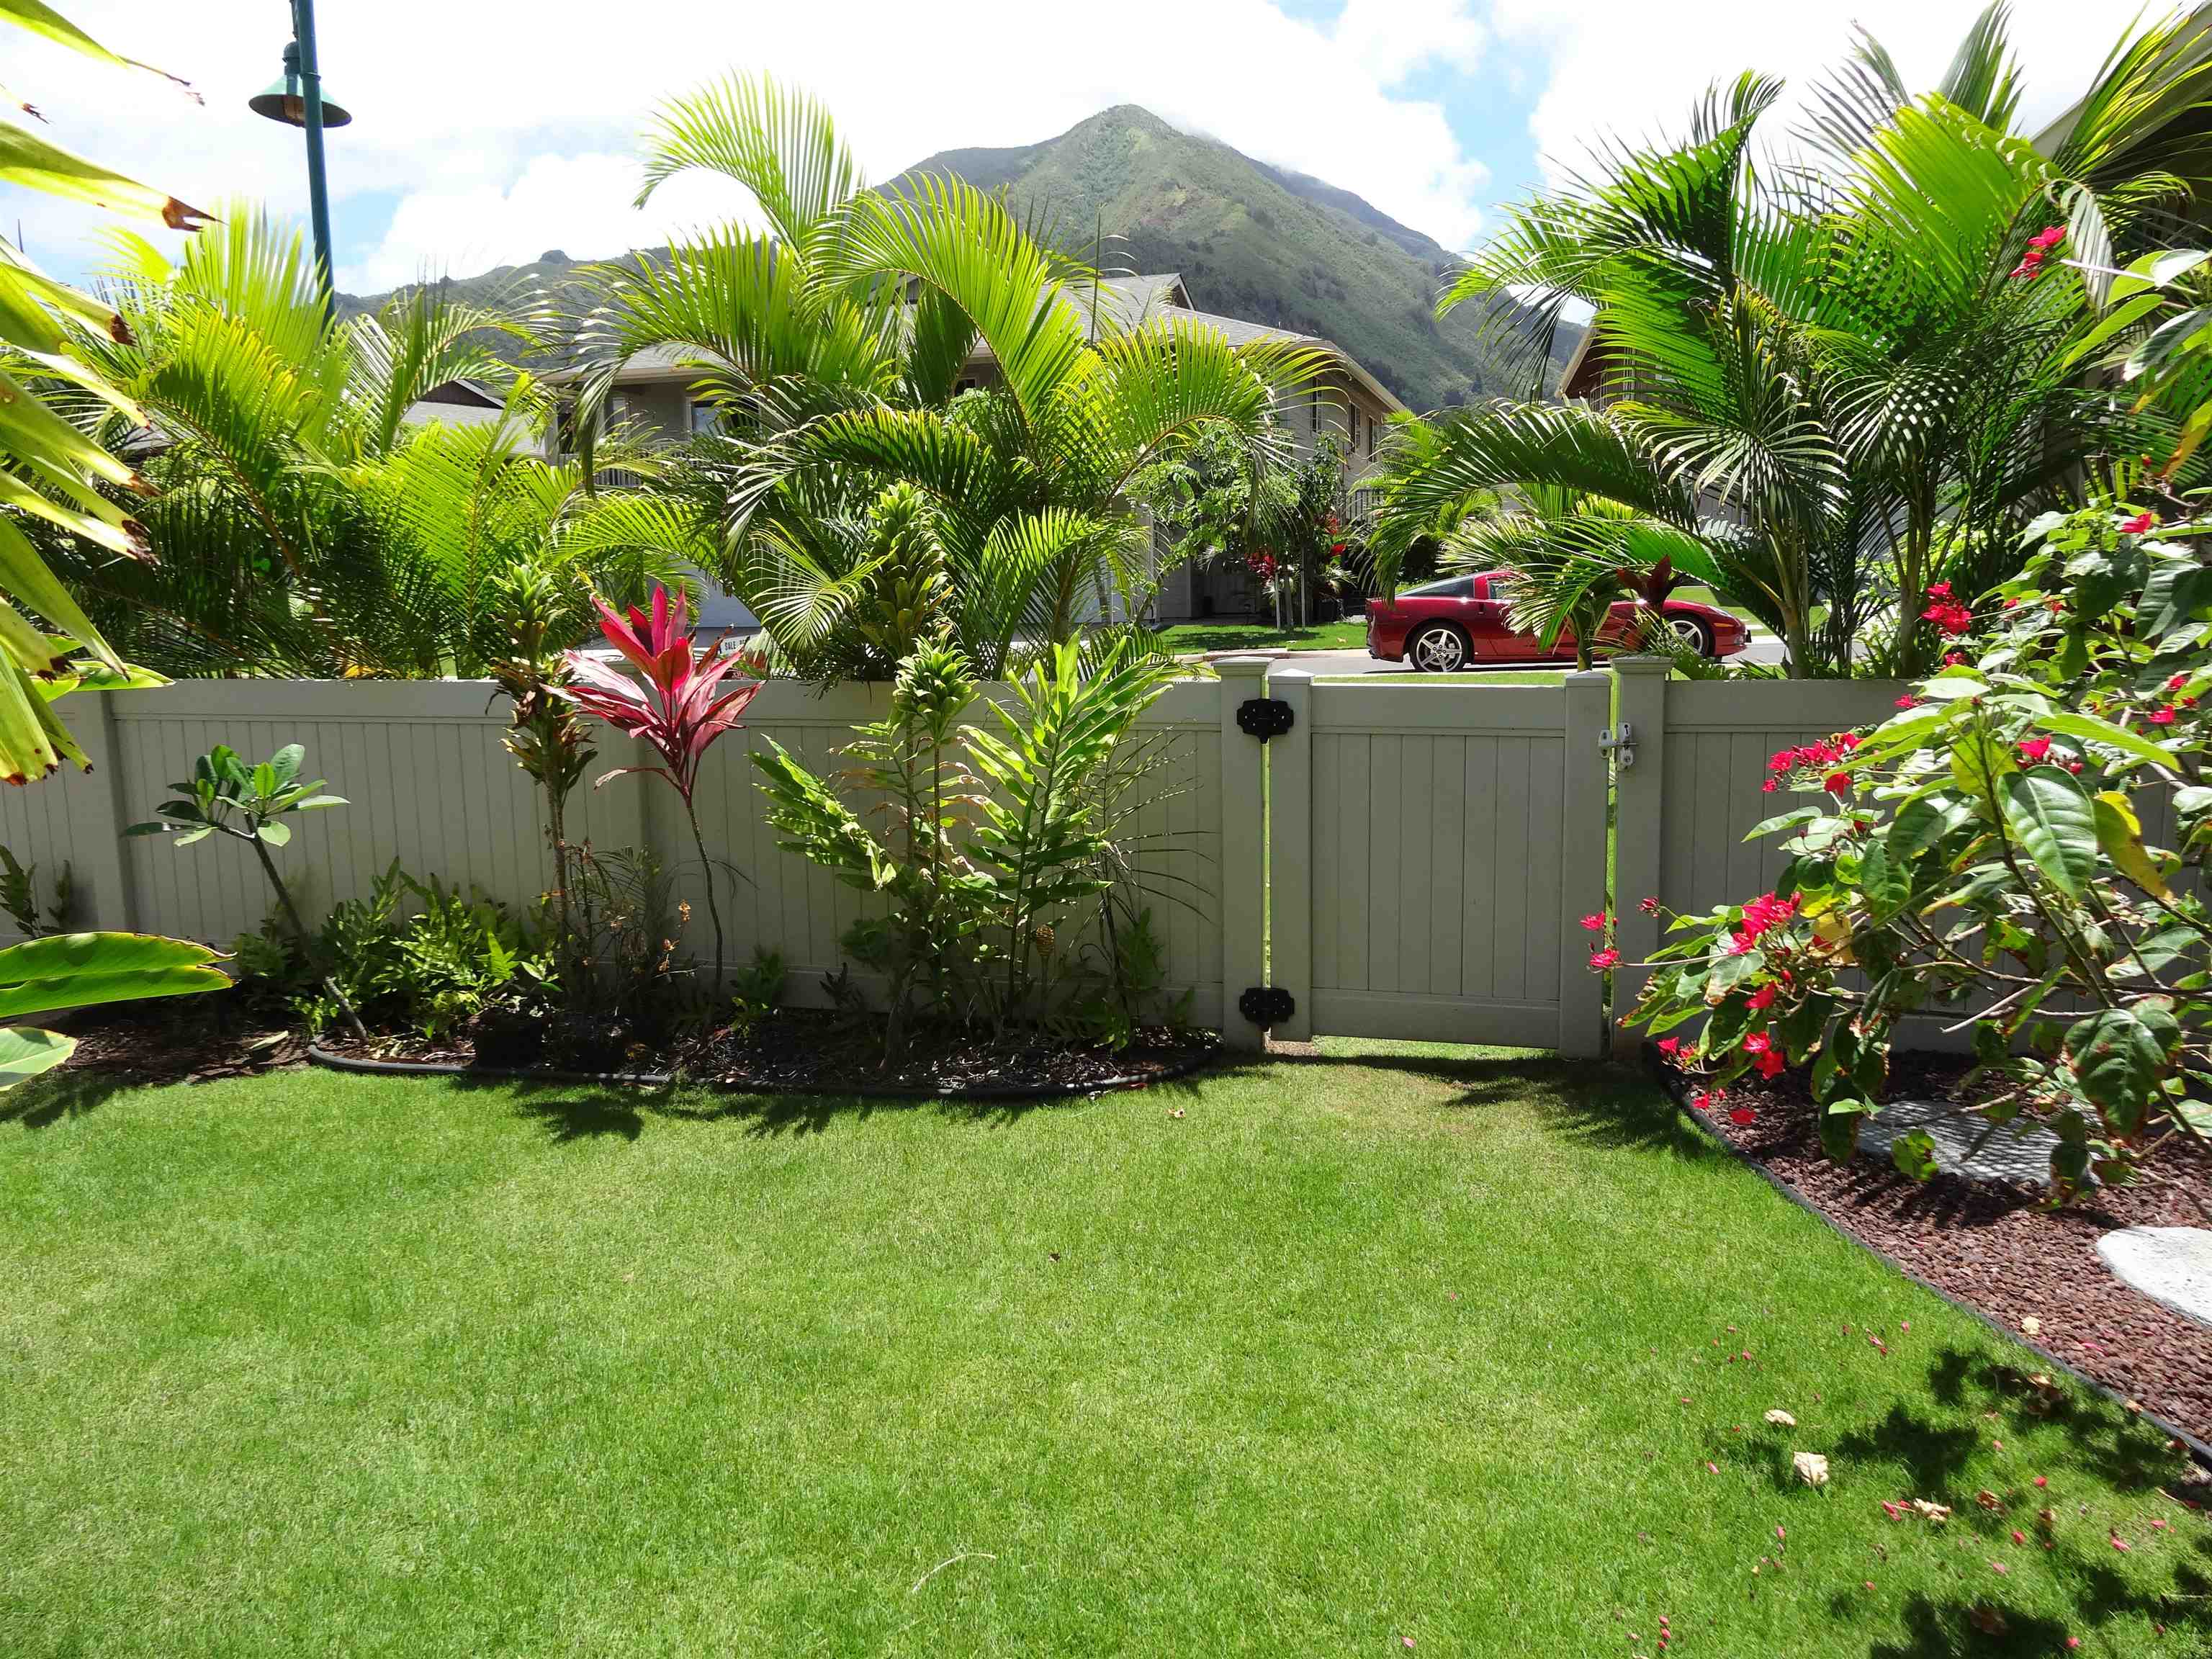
[1598,720,1637,769]
[1236,697,1295,742]
[1238,986,1296,1028]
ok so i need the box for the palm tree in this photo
[1372,6,2199,678]
[49,212,706,677]
[572,76,1326,680]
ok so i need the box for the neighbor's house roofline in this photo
[1556,322,1604,403]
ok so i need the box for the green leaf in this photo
[255,821,291,846]
[1856,838,1910,924]
[1997,767,2098,899]
[0,932,229,1021]
[1889,794,1968,860]
[2092,791,2170,899]
[2063,1006,2177,1136]
[285,793,348,811]
[2038,711,2183,772]
[0,1023,73,1086]
[1820,1097,1865,1162]
[267,744,304,788]
[1891,1130,1939,1182]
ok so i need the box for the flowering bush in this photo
[1624,503,2211,1201]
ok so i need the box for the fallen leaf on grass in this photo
[2020,1316,2041,1336]
[1764,1409,1797,1428]
[1975,1491,2002,1511]
[1793,1452,1830,1487]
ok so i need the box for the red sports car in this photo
[1367,571,1748,673]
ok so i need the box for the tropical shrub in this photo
[1371,6,2211,678]
[580,76,1323,678]
[1624,501,2208,1202]
[557,585,760,997]
[125,742,364,1038]
[750,636,1187,1057]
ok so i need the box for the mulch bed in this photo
[1675,1052,2212,1447]
[50,998,309,1086]
[313,1009,1219,1099]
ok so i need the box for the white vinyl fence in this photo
[4,656,2141,1058]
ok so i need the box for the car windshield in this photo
[1403,576,1475,598]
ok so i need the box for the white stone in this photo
[1857,1097,2064,1185]
[2095,1228,2212,1330]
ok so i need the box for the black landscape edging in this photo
[307,1038,1223,1102]
[1641,1042,2212,1474]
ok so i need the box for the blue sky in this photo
[3,1,2140,295]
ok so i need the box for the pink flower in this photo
[2149,706,2177,726]
[1776,1525,1786,1542]
[1823,771,1851,794]
[2012,1530,2027,1545]
[1894,695,1915,709]
[1943,652,1966,667]
[2028,225,2067,251]
[1925,582,1952,601]
[1580,912,1609,932]
[1657,1037,1683,1058]
[1746,984,1778,1011]
[2018,737,2051,762]
[1728,1106,1758,1126]
[1640,896,1660,915]
[1922,599,1975,635]
[1742,1031,1771,1054]
[2033,1476,2047,1488]
[2167,673,2190,691]
[2111,1534,2131,1553]
[1589,948,1620,971]
[1754,1047,1785,1078]
[2120,511,2155,536]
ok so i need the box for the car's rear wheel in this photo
[1668,613,1716,657]
[1407,622,1470,673]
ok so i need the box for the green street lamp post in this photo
[249,0,351,321]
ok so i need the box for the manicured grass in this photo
[1317,669,1568,685]
[1159,617,1368,653]
[2,1047,2204,1656]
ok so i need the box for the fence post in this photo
[73,691,140,932]
[1266,665,1313,1042]
[1609,655,1671,1058]
[1558,670,1611,1058]
[1216,657,1270,1051]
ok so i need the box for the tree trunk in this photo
[685,798,726,1002]
[248,830,368,1042]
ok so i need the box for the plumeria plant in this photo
[557,585,760,998]
[1620,500,2210,1208]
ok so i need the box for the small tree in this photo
[125,744,367,1040]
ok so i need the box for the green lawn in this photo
[2,1046,2203,1657]
[1159,617,1368,653]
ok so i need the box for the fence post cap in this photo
[1563,668,1613,687]
[1611,655,1674,676]
[1213,655,1273,679]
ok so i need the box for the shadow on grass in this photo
[0,1066,145,1129]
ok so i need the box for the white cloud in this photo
[1487,0,2168,191]
[6,0,1498,290]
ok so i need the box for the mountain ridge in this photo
[341,104,1574,410]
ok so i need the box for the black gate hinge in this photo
[1238,985,1296,1028]
[1236,697,1295,742]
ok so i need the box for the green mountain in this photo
[341,106,1573,411]
[888,106,1573,411]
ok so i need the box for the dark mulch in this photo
[1683,1053,2212,1446]
[315,1008,1218,1099]
[48,997,308,1086]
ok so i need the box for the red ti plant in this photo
[557,586,759,997]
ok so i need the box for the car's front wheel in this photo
[1668,613,1716,657]
[1407,622,1470,673]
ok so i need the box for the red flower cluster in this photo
[1246,550,1280,582]
[1920,583,1974,636]
[1746,982,1778,1011]
[1588,948,1620,971]
[2018,737,2051,762]
[1579,912,1609,932]
[1742,1030,1785,1078]
[1763,732,1861,792]
[1729,892,1799,956]
[2148,706,2177,727]
[2010,225,2065,279]
[2119,511,2156,536]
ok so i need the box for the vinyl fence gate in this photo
[1214,658,1611,1058]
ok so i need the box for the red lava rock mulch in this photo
[1678,1053,2212,1448]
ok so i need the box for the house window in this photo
[1308,391,1319,435]
[1350,405,1362,449]
[689,400,718,436]
[1367,415,1377,460]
